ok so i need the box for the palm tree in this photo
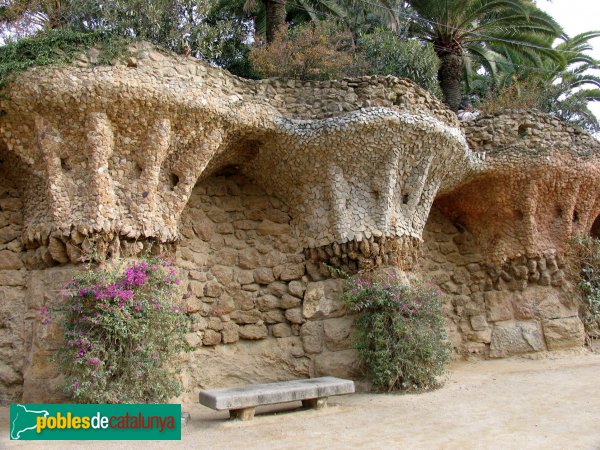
[476,31,600,131]
[0,0,72,30]
[241,0,401,44]
[289,0,402,44]
[242,0,286,42]
[265,0,286,42]
[546,31,600,95]
[406,0,563,111]
[549,32,600,131]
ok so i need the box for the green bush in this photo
[359,28,441,97]
[569,236,600,337]
[343,272,450,391]
[41,256,190,403]
[0,29,130,91]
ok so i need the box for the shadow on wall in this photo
[0,144,27,403]
[592,215,600,239]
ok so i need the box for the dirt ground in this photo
[2,350,600,450]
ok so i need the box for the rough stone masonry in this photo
[0,43,598,402]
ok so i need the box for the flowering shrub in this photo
[249,22,364,81]
[568,236,600,339]
[46,257,189,403]
[343,272,451,391]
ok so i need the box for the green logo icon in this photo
[10,404,181,440]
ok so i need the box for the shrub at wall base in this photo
[343,270,451,392]
[42,257,190,403]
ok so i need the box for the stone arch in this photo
[175,171,315,399]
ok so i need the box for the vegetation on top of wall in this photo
[359,27,441,98]
[474,31,600,133]
[569,236,600,341]
[248,22,442,89]
[343,271,451,392]
[478,75,599,134]
[0,0,597,129]
[0,29,131,91]
[249,22,363,81]
[40,256,190,403]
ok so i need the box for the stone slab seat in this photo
[199,376,355,421]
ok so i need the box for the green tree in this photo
[0,0,256,76]
[248,21,362,80]
[538,31,600,132]
[406,0,563,111]
[359,27,440,95]
[0,0,72,30]
[235,0,402,44]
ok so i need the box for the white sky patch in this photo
[538,0,600,121]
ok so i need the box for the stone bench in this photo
[199,376,355,421]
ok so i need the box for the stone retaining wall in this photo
[175,174,361,399]
[420,207,585,358]
[0,45,598,402]
[0,165,27,402]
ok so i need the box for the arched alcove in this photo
[175,171,316,398]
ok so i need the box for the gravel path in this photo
[3,350,600,450]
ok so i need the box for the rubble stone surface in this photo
[0,44,598,401]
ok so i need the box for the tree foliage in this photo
[359,27,440,96]
[0,28,128,91]
[0,0,255,76]
[477,31,600,132]
[0,0,598,129]
[249,22,362,80]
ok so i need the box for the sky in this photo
[537,0,600,121]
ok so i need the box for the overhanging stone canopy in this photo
[244,109,478,248]
[441,112,600,263]
[0,43,598,267]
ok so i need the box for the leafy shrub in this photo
[480,75,546,114]
[249,22,364,81]
[343,272,451,391]
[359,28,441,97]
[44,256,190,403]
[0,29,130,91]
[569,236,600,338]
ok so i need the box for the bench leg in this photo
[302,397,328,410]
[229,407,256,421]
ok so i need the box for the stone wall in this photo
[420,207,585,358]
[175,174,361,400]
[0,157,27,402]
[0,148,80,403]
[452,111,600,263]
[20,267,76,403]
[0,43,477,261]
[462,110,598,154]
[0,44,598,402]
